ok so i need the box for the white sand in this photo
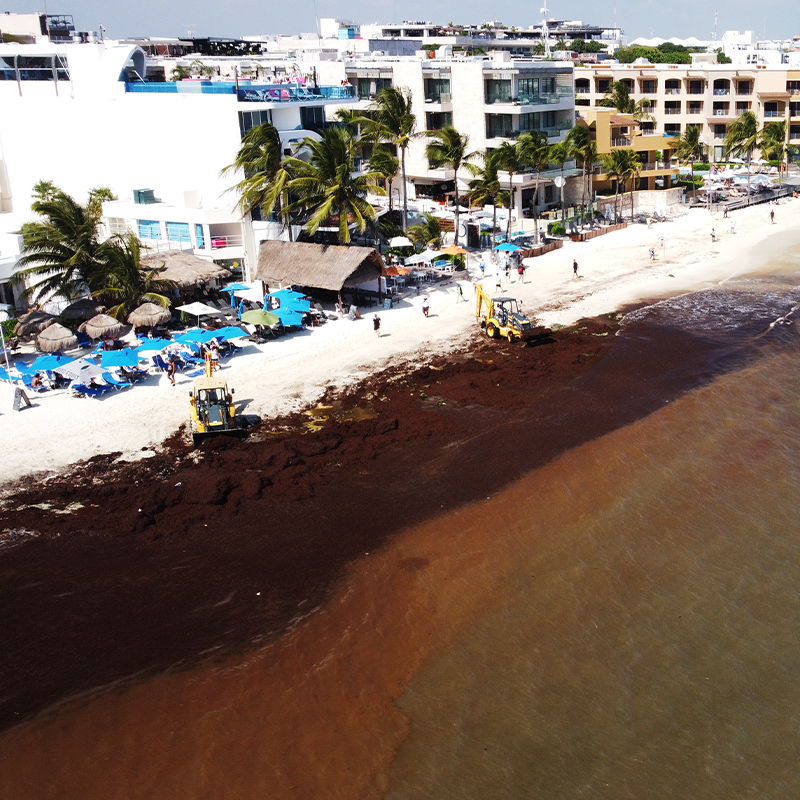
[2,197,799,487]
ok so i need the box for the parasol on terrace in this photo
[61,298,106,320]
[388,235,413,248]
[128,302,172,328]
[440,244,468,256]
[100,349,142,369]
[14,310,56,337]
[494,243,521,252]
[37,323,78,353]
[385,265,412,276]
[79,313,126,340]
[54,356,104,382]
[176,301,223,326]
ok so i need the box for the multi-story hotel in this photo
[575,59,799,162]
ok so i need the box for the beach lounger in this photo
[101,372,132,390]
[72,383,113,397]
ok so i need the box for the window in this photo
[764,102,779,118]
[738,81,752,95]
[640,121,655,133]
[195,224,205,248]
[517,77,539,102]
[712,79,729,95]
[239,109,271,138]
[300,105,325,131]
[665,80,680,95]
[540,76,556,95]
[426,111,452,130]
[688,101,703,114]
[641,80,656,94]
[597,79,611,94]
[664,123,681,135]
[485,79,512,104]
[425,77,450,102]
[786,80,800,93]
[107,218,127,235]
[575,78,590,94]
[688,80,704,95]
[356,77,391,100]
[790,102,800,117]
[486,114,514,138]
[736,102,751,113]
[665,101,681,115]
[138,220,161,240]
[166,222,190,243]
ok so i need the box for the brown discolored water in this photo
[2,258,800,797]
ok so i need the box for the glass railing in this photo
[126,81,355,101]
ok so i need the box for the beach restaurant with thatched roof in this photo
[141,251,231,289]
[255,242,385,300]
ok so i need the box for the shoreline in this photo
[2,196,800,488]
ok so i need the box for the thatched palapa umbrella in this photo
[37,323,78,353]
[127,302,172,328]
[61,298,106,321]
[140,251,231,288]
[79,313,126,340]
[14,310,56,337]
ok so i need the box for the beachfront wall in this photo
[255,241,384,294]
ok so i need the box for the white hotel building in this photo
[0,38,354,311]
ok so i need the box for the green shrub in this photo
[550,222,566,236]
[1,318,17,340]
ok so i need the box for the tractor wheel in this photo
[486,323,499,339]
[507,330,516,343]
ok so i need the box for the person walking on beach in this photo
[730,219,736,234]
[422,296,430,318]
[168,353,177,386]
[209,343,220,373]
[573,259,579,279]
[711,228,716,243]
[456,283,465,301]
[518,264,524,283]
[770,209,775,224]
[373,314,381,336]
[472,276,478,293]
[649,248,655,261]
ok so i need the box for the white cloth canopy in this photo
[54,357,104,382]
[388,236,413,248]
[175,302,221,317]
[404,250,443,266]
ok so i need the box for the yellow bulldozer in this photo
[475,284,549,343]
[188,360,246,447]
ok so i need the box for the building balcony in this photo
[611,137,632,147]
[764,111,781,118]
[126,81,356,103]
[209,234,243,250]
[665,88,681,95]
[664,108,681,115]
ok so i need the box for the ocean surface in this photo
[2,236,800,798]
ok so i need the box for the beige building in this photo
[575,62,800,162]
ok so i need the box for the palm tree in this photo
[93,233,175,320]
[600,151,623,221]
[622,150,643,221]
[284,127,386,244]
[466,150,503,244]
[566,125,597,223]
[407,213,443,250]
[516,130,550,242]
[724,110,761,204]
[671,124,706,200]
[548,141,568,222]
[493,141,523,239]
[425,125,479,245]
[16,188,110,304]
[761,120,789,186]
[362,87,422,231]
[603,149,641,222]
[598,80,635,113]
[221,121,295,239]
[368,146,400,212]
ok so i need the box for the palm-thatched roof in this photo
[141,251,232,287]
[79,313,126,339]
[37,323,78,353]
[61,298,107,320]
[15,310,56,336]
[255,242,384,292]
[127,302,172,328]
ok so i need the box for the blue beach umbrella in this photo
[174,329,217,344]
[134,338,173,354]
[269,306,306,326]
[223,282,251,307]
[494,243,521,252]
[101,348,141,368]
[30,353,74,372]
[212,325,250,341]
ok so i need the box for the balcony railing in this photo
[664,108,681,115]
[611,137,632,147]
[126,80,355,101]
[714,109,730,116]
[713,89,730,95]
[209,235,243,250]
[688,108,703,114]
[665,88,681,95]
[575,88,590,94]
[764,110,780,117]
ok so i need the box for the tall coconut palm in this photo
[16,188,110,304]
[466,150,503,244]
[600,151,623,221]
[761,120,789,186]
[221,121,295,239]
[493,141,524,239]
[671,124,706,200]
[425,125,479,245]
[622,150,643,221]
[566,125,597,223]
[603,149,641,222]
[367,146,400,212]
[362,87,423,231]
[724,110,761,204]
[284,127,386,244]
[516,130,550,242]
[548,141,568,222]
[598,80,635,113]
[93,233,175,320]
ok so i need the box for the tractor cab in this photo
[189,375,244,446]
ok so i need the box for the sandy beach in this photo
[2,197,798,488]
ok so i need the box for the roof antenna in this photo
[711,9,718,40]
[540,1,550,58]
